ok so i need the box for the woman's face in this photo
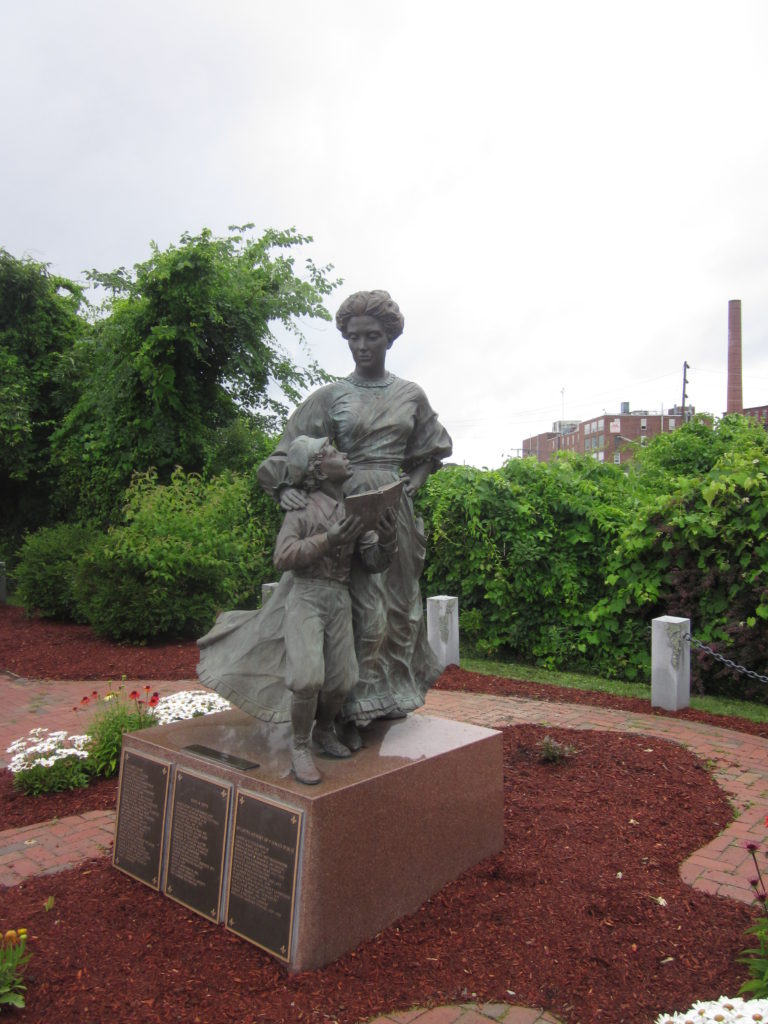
[346,315,392,379]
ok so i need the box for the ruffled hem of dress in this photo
[195,664,291,724]
[341,692,427,725]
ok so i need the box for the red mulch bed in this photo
[0,604,200,681]
[0,772,119,828]
[1,727,756,1024]
[0,604,763,1022]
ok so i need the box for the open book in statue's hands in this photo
[344,479,404,532]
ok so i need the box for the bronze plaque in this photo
[226,790,303,962]
[183,744,259,772]
[113,749,170,889]
[164,769,232,922]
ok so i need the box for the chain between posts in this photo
[683,632,768,686]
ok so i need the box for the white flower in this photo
[655,995,768,1023]
[153,690,231,725]
[5,692,230,775]
[5,727,92,773]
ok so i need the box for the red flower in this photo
[80,696,90,705]
[128,690,140,700]
[149,693,160,708]
[144,685,151,693]
[91,691,99,699]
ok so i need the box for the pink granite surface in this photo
[121,710,504,970]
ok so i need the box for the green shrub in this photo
[11,756,91,797]
[85,687,160,778]
[13,523,102,621]
[0,927,31,1010]
[587,425,768,698]
[74,467,278,643]
[418,456,628,667]
[738,833,768,999]
[6,727,91,796]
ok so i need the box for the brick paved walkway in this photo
[2,672,768,1024]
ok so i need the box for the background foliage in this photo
[418,415,768,701]
[50,225,340,522]
[72,468,280,642]
[0,249,85,555]
[3,232,767,701]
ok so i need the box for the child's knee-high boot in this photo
[290,693,321,784]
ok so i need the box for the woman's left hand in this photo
[401,462,432,497]
[376,507,397,547]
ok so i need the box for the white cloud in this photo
[2,0,767,468]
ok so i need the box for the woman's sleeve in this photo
[402,385,453,472]
[257,386,335,499]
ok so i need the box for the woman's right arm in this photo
[256,386,335,505]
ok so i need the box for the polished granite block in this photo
[119,710,504,971]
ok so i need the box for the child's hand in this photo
[327,514,364,548]
[376,507,397,547]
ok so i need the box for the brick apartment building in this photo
[744,404,768,428]
[522,301,766,465]
[523,401,768,465]
[522,403,693,465]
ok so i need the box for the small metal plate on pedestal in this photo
[226,790,303,962]
[182,744,260,772]
[114,750,171,889]
[164,769,232,922]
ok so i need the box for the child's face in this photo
[319,446,353,482]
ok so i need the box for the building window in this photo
[669,418,676,429]
[613,453,621,464]
[640,418,647,431]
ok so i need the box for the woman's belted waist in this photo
[350,460,401,471]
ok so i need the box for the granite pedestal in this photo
[115,709,504,972]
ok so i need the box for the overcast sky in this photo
[2,1,767,468]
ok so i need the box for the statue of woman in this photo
[197,290,452,749]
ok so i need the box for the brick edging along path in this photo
[1,678,767,904]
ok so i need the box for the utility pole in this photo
[681,361,689,422]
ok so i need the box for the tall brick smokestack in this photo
[727,299,743,414]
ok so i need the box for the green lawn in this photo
[461,656,768,726]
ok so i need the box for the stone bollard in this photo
[261,582,279,607]
[651,615,690,710]
[427,595,459,670]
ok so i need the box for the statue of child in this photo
[274,435,397,784]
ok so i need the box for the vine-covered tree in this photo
[51,225,340,521]
[0,249,86,548]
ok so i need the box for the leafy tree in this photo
[0,250,85,549]
[51,225,340,521]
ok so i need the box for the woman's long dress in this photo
[196,373,452,725]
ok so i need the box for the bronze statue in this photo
[197,290,452,770]
[272,435,395,784]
